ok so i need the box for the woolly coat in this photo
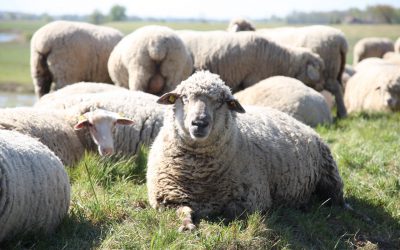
[344,64,400,112]
[147,71,344,220]
[0,107,85,166]
[0,130,70,242]
[255,25,348,118]
[177,30,324,92]
[234,76,332,127]
[30,20,123,97]
[353,37,394,65]
[35,89,166,157]
[108,25,193,95]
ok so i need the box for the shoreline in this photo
[0,82,34,94]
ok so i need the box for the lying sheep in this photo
[0,107,133,166]
[353,37,394,65]
[344,64,400,113]
[35,86,165,157]
[30,20,123,97]
[234,76,332,127]
[0,130,70,242]
[177,30,324,92]
[108,25,193,95]
[250,25,349,118]
[147,71,345,231]
[383,51,400,65]
[227,17,255,32]
[353,57,394,72]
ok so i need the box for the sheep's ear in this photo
[74,119,89,130]
[226,98,246,113]
[307,63,320,82]
[157,93,180,105]
[116,117,134,125]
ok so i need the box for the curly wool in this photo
[0,130,70,242]
[147,71,344,221]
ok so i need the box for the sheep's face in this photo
[157,71,245,143]
[74,109,134,156]
[377,78,400,111]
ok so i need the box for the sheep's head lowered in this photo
[157,71,245,144]
[377,73,400,111]
[74,108,134,156]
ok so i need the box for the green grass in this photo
[2,113,399,249]
[0,20,399,88]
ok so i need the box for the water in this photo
[0,33,18,43]
[0,92,37,108]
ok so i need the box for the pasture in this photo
[0,20,399,249]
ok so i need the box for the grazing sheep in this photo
[30,20,123,97]
[353,37,394,65]
[227,17,255,32]
[108,25,193,95]
[177,30,324,92]
[234,76,332,127]
[147,71,344,231]
[35,88,165,157]
[250,25,349,118]
[344,64,400,113]
[0,130,70,242]
[0,107,133,166]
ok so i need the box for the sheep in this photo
[234,76,332,127]
[108,25,193,95]
[0,107,134,166]
[383,51,400,65]
[342,64,356,89]
[34,86,166,157]
[227,17,255,32]
[344,64,400,113]
[248,25,349,118]
[146,71,345,231]
[395,37,400,53]
[177,30,324,92]
[30,20,123,97]
[353,57,394,72]
[0,130,70,242]
[353,37,394,66]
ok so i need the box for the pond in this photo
[0,33,18,43]
[0,92,37,108]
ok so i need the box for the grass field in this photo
[0,20,399,88]
[0,20,399,249]
[2,112,399,249]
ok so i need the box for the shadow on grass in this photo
[263,196,400,249]
[0,213,110,250]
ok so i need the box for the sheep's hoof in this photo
[178,223,196,232]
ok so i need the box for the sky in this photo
[1,0,400,20]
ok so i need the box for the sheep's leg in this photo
[177,206,196,232]
[325,79,347,118]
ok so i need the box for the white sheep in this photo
[0,107,133,166]
[108,25,193,95]
[353,57,394,72]
[395,37,400,53]
[344,63,400,113]
[250,25,349,118]
[234,76,332,127]
[383,51,400,65]
[147,71,345,231]
[177,30,324,92]
[34,85,165,157]
[0,130,70,242]
[30,20,123,97]
[353,37,394,66]
[227,17,255,32]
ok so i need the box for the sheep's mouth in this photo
[189,125,210,140]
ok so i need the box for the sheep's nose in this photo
[99,147,114,156]
[191,119,209,129]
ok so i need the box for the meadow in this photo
[0,20,399,249]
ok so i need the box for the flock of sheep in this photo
[1,18,399,241]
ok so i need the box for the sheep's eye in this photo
[88,123,93,127]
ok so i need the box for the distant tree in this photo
[89,9,105,24]
[109,5,127,21]
[367,5,397,23]
[40,13,53,23]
